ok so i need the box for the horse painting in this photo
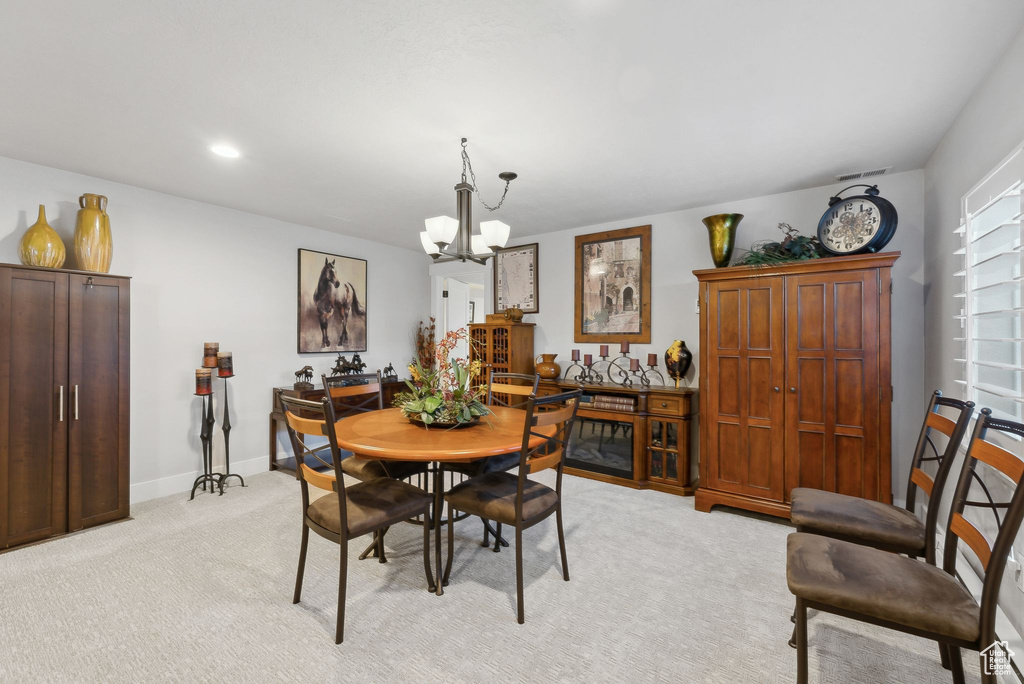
[298,250,368,353]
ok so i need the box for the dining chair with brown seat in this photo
[323,372,430,562]
[787,390,974,648]
[444,372,539,552]
[279,393,433,644]
[787,408,1024,684]
[443,388,582,624]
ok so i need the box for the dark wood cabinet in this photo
[694,253,896,518]
[469,322,534,387]
[0,265,130,549]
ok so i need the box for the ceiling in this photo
[2,1,1022,251]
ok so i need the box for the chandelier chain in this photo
[461,139,511,212]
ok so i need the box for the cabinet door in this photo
[68,274,130,530]
[469,325,489,387]
[785,271,879,500]
[705,278,785,500]
[0,268,69,548]
[489,326,510,374]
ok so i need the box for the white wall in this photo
[0,156,429,502]
[923,25,1024,659]
[514,170,925,499]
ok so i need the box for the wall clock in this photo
[816,184,898,255]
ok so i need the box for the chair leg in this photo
[493,522,502,552]
[515,526,525,624]
[377,527,388,564]
[947,646,965,684]
[423,516,434,592]
[556,504,569,581]
[482,518,490,547]
[443,507,455,586]
[939,642,951,670]
[795,597,808,684]
[293,523,309,604]
[336,539,348,644]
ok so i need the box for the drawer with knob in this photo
[648,393,688,417]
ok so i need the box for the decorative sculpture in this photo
[382,362,398,381]
[294,365,315,390]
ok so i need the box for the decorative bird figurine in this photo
[665,340,693,388]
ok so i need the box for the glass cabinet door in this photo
[648,418,683,485]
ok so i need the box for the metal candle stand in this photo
[188,374,245,501]
[564,348,668,387]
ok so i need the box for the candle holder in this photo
[189,392,223,500]
[563,360,587,382]
[607,351,635,386]
[640,361,667,387]
[219,374,245,491]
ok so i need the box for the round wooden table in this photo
[334,406,553,595]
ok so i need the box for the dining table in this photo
[333,405,554,595]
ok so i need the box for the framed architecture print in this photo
[574,225,651,343]
[297,248,368,353]
[494,242,539,314]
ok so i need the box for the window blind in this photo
[955,143,1024,422]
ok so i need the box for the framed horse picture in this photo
[297,248,368,353]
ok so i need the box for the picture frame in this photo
[493,242,539,314]
[297,248,368,353]
[574,225,651,343]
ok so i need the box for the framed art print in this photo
[573,225,651,343]
[297,248,368,353]
[494,242,539,314]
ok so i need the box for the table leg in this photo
[433,463,444,596]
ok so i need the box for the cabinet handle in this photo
[660,402,667,407]
[74,385,79,420]
[59,386,64,422]
[789,387,796,393]
[773,386,780,392]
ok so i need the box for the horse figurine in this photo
[331,354,347,377]
[348,353,367,374]
[313,257,365,349]
[294,365,315,389]
[382,362,398,381]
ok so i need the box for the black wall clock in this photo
[816,184,898,255]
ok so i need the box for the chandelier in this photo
[420,138,517,264]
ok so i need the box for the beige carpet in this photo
[0,470,981,683]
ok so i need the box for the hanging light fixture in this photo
[422,138,517,264]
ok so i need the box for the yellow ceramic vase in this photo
[18,204,66,268]
[74,193,113,273]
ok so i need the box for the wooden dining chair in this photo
[787,408,1024,684]
[446,372,540,552]
[787,391,974,648]
[443,388,582,624]
[279,392,433,644]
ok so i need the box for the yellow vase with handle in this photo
[19,204,66,268]
[74,193,113,273]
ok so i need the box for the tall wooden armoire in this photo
[0,264,130,549]
[468,321,535,387]
[694,252,897,518]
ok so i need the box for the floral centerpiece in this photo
[395,328,490,427]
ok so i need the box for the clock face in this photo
[819,199,881,253]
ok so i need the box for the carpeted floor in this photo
[0,470,981,683]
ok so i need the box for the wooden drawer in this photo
[649,393,687,417]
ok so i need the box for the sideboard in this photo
[538,379,697,496]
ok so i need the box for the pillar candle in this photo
[629,358,640,371]
[195,368,212,395]
[584,353,593,366]
[599,344,609,357]
[571,349,580,362]
[202,342,219,368]
[620,341,630,354]
[217,351,233,377]
[647,353,658,367]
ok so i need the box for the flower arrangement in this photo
[395,328,490,427]
[735,223,826,266]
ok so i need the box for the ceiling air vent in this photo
[835,167,890,183]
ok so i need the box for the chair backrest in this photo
[513,389,582,519]
[488,372,539,409]
[322,371,383,415]
[278,391,348,533]
[905,390,975,562]
[941,409,1024,646]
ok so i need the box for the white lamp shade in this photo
[420,231,441,256]
[480,220,510,249]
[425,215,459,246]
[471,234,492,256]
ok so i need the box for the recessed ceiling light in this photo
[210,144,240,159]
